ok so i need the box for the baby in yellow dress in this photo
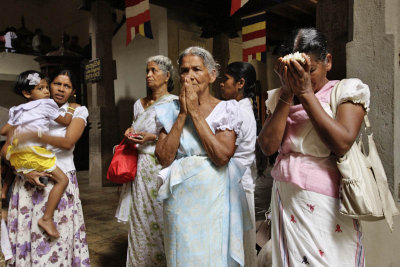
[4,70,78,238]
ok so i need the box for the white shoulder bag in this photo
[330,79,399,230]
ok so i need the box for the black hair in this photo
[226,61,259,123]
[280,27,328,61]
[14,70,46,96]
[226,61,257,99]
[50,69,77,90]
[167,78,174,92]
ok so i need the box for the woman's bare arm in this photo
[16,118,86,150]
[0,123,14,136]
[155,113,187,167]
[155,83,188,167]
[287,57,365,156]
[185,78,237,166]
[190,113,237,166]
[257,97,291,156]
[258,58,294,156]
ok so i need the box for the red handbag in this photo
[107,138,138,184]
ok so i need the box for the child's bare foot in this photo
[38,217,60,238]
[1,188,7,200]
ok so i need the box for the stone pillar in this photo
[346,0,399,194]
[347,0,400,266]
[316,0,350,80]
[212,33,230,98]
[88,0,119,186]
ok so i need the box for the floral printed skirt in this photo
[271,180,364,267]
[125,153,165,266]
[6,171,90,267]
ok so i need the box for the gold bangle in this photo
[279,97,292,106]
[67,106,76,111]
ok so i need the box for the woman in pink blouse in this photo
[258,28,370,266]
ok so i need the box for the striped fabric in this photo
[230,0,249,15]
[242,11,266,62]
[125,0,153,45]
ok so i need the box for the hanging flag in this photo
[125,0,153,45]
[231,0,249,16]
[242,11,266,62]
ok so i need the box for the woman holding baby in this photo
[258,27,369,266]
[5,69,90,266]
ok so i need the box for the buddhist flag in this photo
[125,0,153,45]
[242,12,266,62]
[231,0,249,16]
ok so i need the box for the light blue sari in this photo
[155,100,252,267]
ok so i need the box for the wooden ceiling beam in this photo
[266,0,316,14]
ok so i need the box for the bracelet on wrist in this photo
[279,97,292,106]
[37,129,42,139]
[66,111,74,116]
[67,106,76,111]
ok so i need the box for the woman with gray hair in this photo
[155,46,251,266]
[115,55,178,266]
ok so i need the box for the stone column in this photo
[346,0,399,195]
[88,0,119,186]
[316,0,350,80]
[212,33,230,98]
[347,0,400,265]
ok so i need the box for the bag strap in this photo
[330,79,371,131]
[119,138,127,146]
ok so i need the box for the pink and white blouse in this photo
[266,79,370,198]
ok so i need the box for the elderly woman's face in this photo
[308,53,331,92]
[50,75,75,107]
[179,55,215,93]
[146,61,167,90]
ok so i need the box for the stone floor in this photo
[0,171,128,267]
[78,171,128,267]
[1,170,273,267]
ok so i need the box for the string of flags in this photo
[125,0,153,45]
[242,11,267,63]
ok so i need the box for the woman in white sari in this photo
[115,55,178,266]
[220,61,258,267]
[155,46,251,266]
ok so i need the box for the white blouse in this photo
[48,103,89,173]
[205,100,242,136]
[234,98,257,192]
[8,99,60,147]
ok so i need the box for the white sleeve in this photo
[72,106,89,126]
[7,106,17,126]
[211,100,243,137]
[133,99,143,122]
[44,99,61,121]
[338,78,370,112]
[265,88,281,115]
